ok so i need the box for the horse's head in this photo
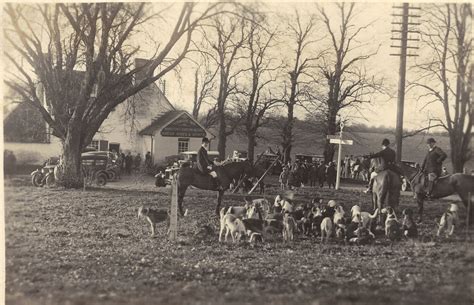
[398,162,419,181]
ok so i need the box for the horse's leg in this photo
[215,190,224,217]
[458,191,474,224]
[177,184,188,217]
[416,193,424,223]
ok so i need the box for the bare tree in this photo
[199,103,219,129]
[412,3,472,172]
[235,13,280,162]
[192,55,218,119]
[280,11,320,164]
[202,13,249,159]
[316,3,383,162]
[4,3,221,187]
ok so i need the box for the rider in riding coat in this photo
[421,138,447,198]
[363,138,399,193]
[197,137,224,190]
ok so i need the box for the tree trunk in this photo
[217,107,227,160]
[450,136,466,173]
[282,104,294,164]
[57,131,84,188]
[323,109,337,163]
[247,132,256,162]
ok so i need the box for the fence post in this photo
[466,192,471,241]
[169,175,178,241]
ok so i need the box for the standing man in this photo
[326,162,336,188]
[145,152,152,169]
[125,152,133,175]
[197,137,225,190]
[422,138,447,198]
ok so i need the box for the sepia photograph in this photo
[2,1,473,305]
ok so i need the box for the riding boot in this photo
[426,181,434,200]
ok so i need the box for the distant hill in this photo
[211,125,473,173]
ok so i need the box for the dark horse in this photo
[399,162,474,223]
[176,160,256,216]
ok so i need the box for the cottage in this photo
[3,59,213,166]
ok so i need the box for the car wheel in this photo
[106,170,116,181]
[96,173,107,186]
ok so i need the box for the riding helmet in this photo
[382,138,390,146]
[426,137,436,144]
[202,137,210,143]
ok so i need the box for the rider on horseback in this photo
[197,137,224,191]
[421,138,447,199]
[363,138,400,193]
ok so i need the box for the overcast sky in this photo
[152,2,447,131]
[3,2,455,131]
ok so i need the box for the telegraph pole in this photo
[390,4,420,163]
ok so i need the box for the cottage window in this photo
[178,138,189,153]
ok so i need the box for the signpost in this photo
[327,122,353,190]
[169,175,178,241]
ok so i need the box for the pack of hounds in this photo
[138,194,460,243]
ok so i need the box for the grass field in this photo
[4,175,474,305]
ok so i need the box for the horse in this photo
[176,160,256,217]
[399,162,474,223]
[370,158,401,226]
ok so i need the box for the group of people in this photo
[278,160,337,190]
[114,151,153,175]
[196,135,454,199]
[362,137,448,198]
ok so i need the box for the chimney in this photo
[134,58,153,85]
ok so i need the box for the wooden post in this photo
[169,175,178,241]
[248,157,280,195]
[467,192,471,241]
[328,124,352,191]
[335,122,344,190]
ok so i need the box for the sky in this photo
[2,2,455,132]
[152,2,448,131]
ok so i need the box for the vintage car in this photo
[82,151,120,181]
[295,153,325,164]
[255,152,282,175]
[80,152,116,186]
[163,150,220,184]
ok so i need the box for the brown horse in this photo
[399,162,474,223]
[370,158,401,226]
[176,160,256,217]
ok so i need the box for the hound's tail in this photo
[369,208,379,219]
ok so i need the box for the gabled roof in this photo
[139,110,210,137]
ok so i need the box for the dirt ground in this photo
[4,175,474,305]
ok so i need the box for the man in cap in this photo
[197,137,224,190]
[363,138,398,193]
[421,138,447,198]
